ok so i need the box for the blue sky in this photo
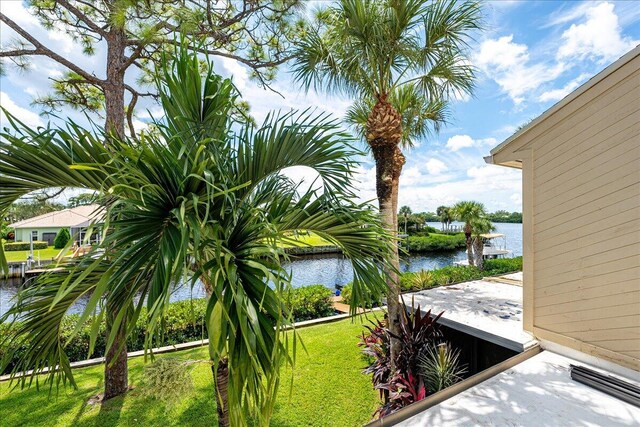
[1,1,639,212]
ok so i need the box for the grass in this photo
[0,319,379,427]
[3,246,70,263]
[279,232,333,248]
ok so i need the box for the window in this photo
[31,230,38,242]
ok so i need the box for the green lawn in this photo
[0,319,379,426]
[280,232,333,248]
[3,246,70,263]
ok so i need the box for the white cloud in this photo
[445,135,497,152]
[446,134,474,151]
[0,91,44,128]
[538,73,591,102]
[220,57,249,90]
[474,36,565,105]
[557,2,638,63]
[425,158,447,175]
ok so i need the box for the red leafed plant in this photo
[359,298,444,418]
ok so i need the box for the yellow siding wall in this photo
[529,55,640,368]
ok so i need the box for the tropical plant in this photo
[292,0,482,359]
[452,200,487,266]
[469,216,495,270]
[418,342,467,393]
[53,228,71,249]
[0,49,391,426]
[436,205,453,231]
[359,301,443,417]
[410,270,434,290]
[399,205,412,234]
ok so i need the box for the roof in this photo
[397,350,640,426]
[488,44,640,159]
[8,204,104,229]
[404,279,537,352]
[479,233,504,239]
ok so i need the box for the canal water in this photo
[0,223,522,318]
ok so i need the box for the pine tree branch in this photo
[56,0,108,37]
[0,12,104,86]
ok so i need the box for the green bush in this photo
[285,284,335,321]
[483,257,522,275]
[53,228,71,249]
[3,241,48,251]
[398,256,524,292]
[0,284,341,373]
[404,233,465,252]
[339,283,383,308]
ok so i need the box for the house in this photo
[384,46,639,425]
[8,204,103,246]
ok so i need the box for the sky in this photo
[1,1,639,213]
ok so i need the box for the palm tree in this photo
[436,205,452,231]
[469,216,495,270]
[0,49,391,427]
[452,201,487,266]
[399,205,412,234]
[291,0,482,359]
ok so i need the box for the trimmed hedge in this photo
[403,233,466,252]
[0,284,337,373]
[342,257,523,305]
[3,241,48,251]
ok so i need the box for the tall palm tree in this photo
[452,200,487,266]
[291,0,482,356]
[0,49,391,427]
[469,216,495,270]
[436,205,452,231]
[399,205,412,234]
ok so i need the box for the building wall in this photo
[492,49,640,370]
[14,227,64,243]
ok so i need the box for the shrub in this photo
[483,257,522,275]
[404,233,465,252]
[340,283,383,308]
[0,284,340,374]
[3,241,48,251]
[285,285,334,321]
[360,302,445,418]
[53,228,71,249]
[418,342,466,393]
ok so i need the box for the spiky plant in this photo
[418,342,467,393]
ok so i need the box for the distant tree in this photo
[67,193,96,208]
[5,200,64,223]
[436,205,453,231]
[53,228,70,249]
[399,205,412,234]
[469,217,494,270]
[452,201,487,266]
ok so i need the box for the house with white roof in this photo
[8,204,103,246]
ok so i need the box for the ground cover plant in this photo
[0,319,379,427]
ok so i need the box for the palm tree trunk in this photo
[104,311,129,400]
[366,95,405,365]
[472,236,484,270]
[464,223,473,266]
[198,270,232,427]
[213,359,230,427]
[371,143,404,364]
